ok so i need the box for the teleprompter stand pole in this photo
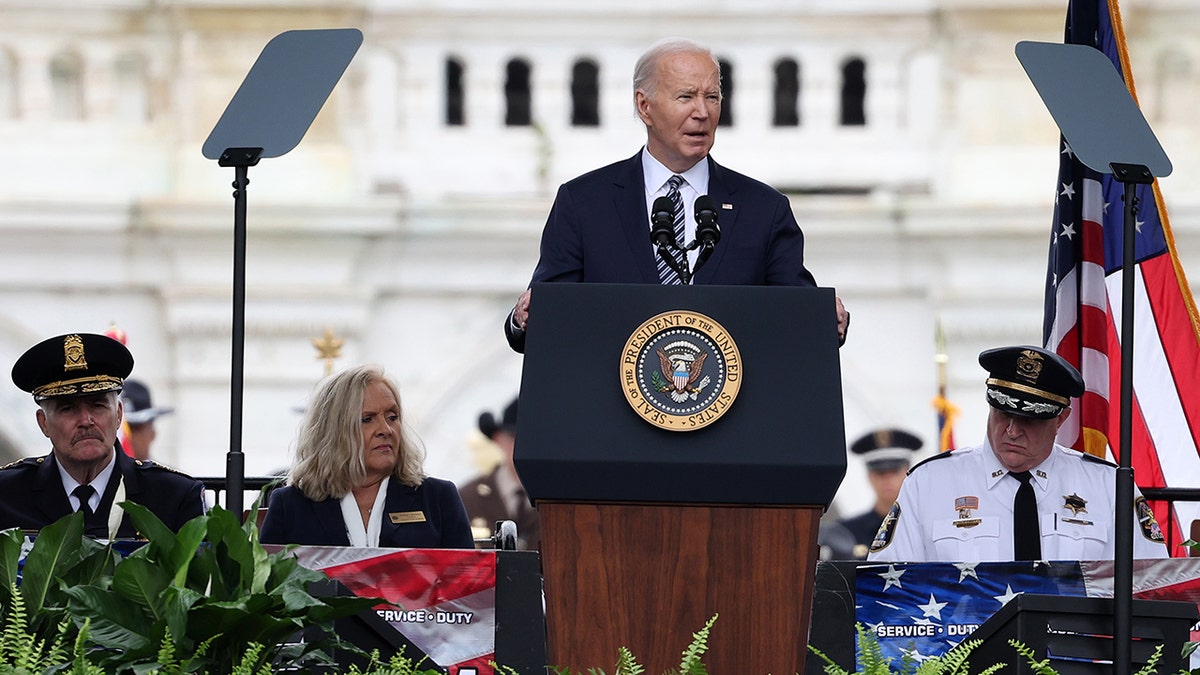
[1110,161,1155,675]
[219,147,262,523]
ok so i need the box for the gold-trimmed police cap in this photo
[978,345,1083,420]
[12,333,133,401]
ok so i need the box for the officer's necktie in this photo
[72,484,95,518]
[1011,471,1041,560]
[656,175,686,285]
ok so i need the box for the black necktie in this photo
[1011,471,1041,560]
[73,484,95,518]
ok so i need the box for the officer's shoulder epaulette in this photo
[906,449,956,476]
[132,459,192,476]
[1078,452,1118,468]
[0,455,47,471]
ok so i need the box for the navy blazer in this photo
[0,446,205,538]
[507,153,817,351]
[259,476,474,549]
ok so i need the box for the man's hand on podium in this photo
[836,296,850,347]
[512,288,532,333]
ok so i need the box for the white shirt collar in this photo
[340,476,389,547]
[641,147,709,197]
[57,449,116,513]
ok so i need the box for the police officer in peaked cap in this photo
[868,345,1167,562]
[828,428,922,559]
[0,333,204,539]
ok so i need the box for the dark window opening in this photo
[505,58,532,126]
[773,58,800,127]
[840,57,866,126]
[445,57,465,126]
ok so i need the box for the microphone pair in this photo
[650,195,722,250]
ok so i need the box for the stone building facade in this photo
[0,0,1196,517]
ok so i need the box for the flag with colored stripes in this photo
[1043,0,1200,556]
[290,546,499,673]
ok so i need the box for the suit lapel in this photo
[379,480,418,545]
[33,454,72,525]
[314,498,351,546]
[613,153,661,283]
[693,156,737,285]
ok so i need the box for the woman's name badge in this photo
[390,511,427,524]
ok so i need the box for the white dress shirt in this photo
[868,441,1168,562]
[641,148,709,277]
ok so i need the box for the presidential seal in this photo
[620,310,741,431]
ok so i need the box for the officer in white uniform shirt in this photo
[868,345,1167,562]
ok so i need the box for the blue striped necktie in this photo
[656,174,686,285]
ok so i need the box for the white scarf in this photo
[339,476,389,547]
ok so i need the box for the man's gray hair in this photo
[632,37,722,107]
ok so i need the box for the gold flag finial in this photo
[311,327,344,377]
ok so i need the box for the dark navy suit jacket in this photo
[0,446,205,538]
[506,153,818,351]
[259,476,474,549]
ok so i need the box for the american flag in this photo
[1043,0,1200,556]
[856,559,1200,665]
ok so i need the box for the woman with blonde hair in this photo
[260,364,473,548]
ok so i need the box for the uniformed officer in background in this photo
[0,333,205,538]
[833,428,922,559]
[868,345,1167,562]
[458,398,540,549]
[120,378,175,460]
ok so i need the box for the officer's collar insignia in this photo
[991,470,1004,478]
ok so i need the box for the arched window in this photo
[717,59,733,127]
[115,52,148,123]
[773,58,800,127]
[0,48,17,120]
[49,51,83,120]
[445,57,465,126]
[570,58,599,126]
[840,57,866,126]
[504,58,532,126]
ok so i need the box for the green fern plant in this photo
[0,583,104,674]
[808,623,999,675]
[340,645,444,674]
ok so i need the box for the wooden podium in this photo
[516,283,846,675]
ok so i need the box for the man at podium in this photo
[868,345,1167,562]
[505,36,849,353]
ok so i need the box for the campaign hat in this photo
[478,398,518,439]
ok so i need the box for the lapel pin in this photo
[722,203,733,210]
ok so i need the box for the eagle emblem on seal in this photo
[654,343,711,403]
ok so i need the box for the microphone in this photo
[694,195,721,246]
[649,196,688,283]
[692,195,721,276]
[650,196,678,248]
